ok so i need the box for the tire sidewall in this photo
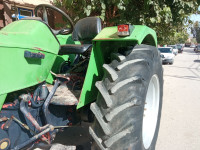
[138,50,163,150]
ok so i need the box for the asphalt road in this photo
[156,47,200,150]
[52,47,200,150]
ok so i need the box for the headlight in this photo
[160,54,164,58]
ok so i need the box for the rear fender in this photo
[77,25,157,109]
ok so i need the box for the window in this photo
[11,7,33,20]
[18,8,33,19]
[20,9,32,17]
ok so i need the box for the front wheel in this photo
[89,44,163,150]
[169,60,174,65]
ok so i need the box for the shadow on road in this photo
[194,60,200,63]
[53,122,92,150]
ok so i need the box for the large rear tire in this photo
[89,44,163,150]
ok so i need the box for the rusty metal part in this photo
[19,94,31,102]
[12,116,35,134]
[13,125,54,150]
[33,47,44,51]
[25,112,49,131]
[0,117,8,122]
[50,71,70,81]
[3,117,13,130]
[20,96,50,131]
[12,116,50,144]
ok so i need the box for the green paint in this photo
[56,34,76,45]
[0,20,59,109]
[77,42,104,108]
[0,20,60,54]
[0,48,57,96]
[94,25,157,46]
[0,94,7,111]
[0,20,157,110]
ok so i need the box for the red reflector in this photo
[118,25,129,32]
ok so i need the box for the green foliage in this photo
[162,29,189,45]
[191,21,200,43]
[54,0,199,44]
[190,38,197,44]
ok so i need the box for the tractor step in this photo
[47,84,80,106]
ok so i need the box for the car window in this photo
[158,48,172,53]
[169,45,176,49]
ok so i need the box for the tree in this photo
[54,0,199,44]
[191,21,200,43]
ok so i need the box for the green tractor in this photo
[0,4,163,150]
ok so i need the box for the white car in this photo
[168,45,178,55]
[158,47,175,65]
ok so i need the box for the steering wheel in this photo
[35,4,74,35]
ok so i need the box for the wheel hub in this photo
[142,74,160,149]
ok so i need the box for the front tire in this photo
[89,44,163,150]
[169,60,174,65]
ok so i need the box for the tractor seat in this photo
[58,44,92,55]
[58,17,102,55]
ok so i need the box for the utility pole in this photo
[0,0,5,29]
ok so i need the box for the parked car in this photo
[190,44,196,48]
[176,44,183,53]
[194,45,200,52]
[185,43,191,47]
[158,47,175,64]
[168,45,178,55]
[180,43,185,48]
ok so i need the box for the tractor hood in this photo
[0,20,60,54]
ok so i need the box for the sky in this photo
[187,8,200,37]
[187,6,200,37]
[190,14,200,22]
[190,6,200,22]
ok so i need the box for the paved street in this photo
[156,47,200,150]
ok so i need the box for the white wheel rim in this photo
[142,74,160,149]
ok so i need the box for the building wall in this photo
[3,1,12,26]
[0,0,12,29]
[0,0,53,29]
[0,0,5,29]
